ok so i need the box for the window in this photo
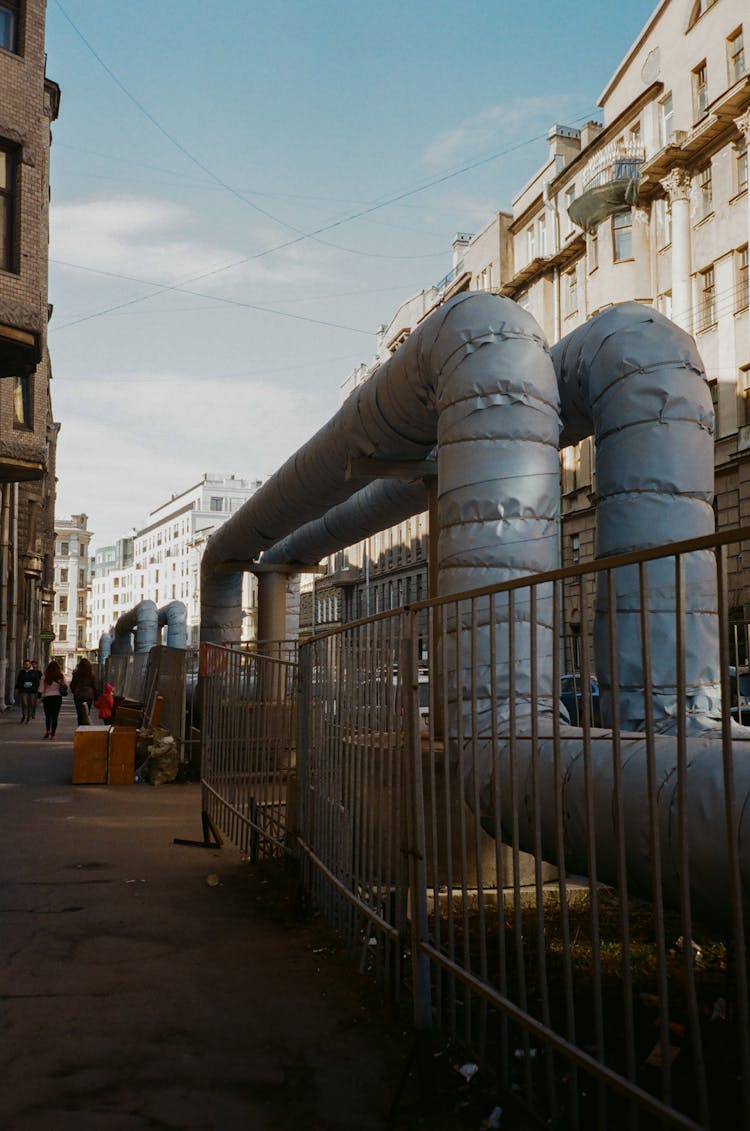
[708,378,719,432]
[699,266,716,330]
[696,164,713,219]
[692,62,708,120]
[738,145,748,195]
[656,197,672,247]
[564,185,576,235]
[564,268,578,316]
[12,375,31,428]
[209,497,223,512]
[60,541,69,556]
[587,230,598,272]
[659,93,674,147]
[58,625,67,642]
[0,143,18,272]
[612,211,633,261]
[526,224,535,263]
[60,568,68,584]
[571,534,581,564]
[77,626,84,647]
[727,28,745,84]
[688,0,718,30]
[538,214,547,256]
[0,1,18,53]
[658,291,673,322]
[59,595,68,613]
[738,246,749,311]
[78,568,85,587]
[738,365,750,426]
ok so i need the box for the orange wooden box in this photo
[107,726,136,785]
[72,726,110,784]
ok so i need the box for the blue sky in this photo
[46,0,658,548]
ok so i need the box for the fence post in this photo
[402,608,434,1099]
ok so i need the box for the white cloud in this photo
[53,371,338,548]
[422,96,580,171]
[49,196,328,296]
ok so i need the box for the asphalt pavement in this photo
[0,698,426,1131]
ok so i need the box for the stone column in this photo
[661,168,693,333]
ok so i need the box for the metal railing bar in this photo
[417,941,707,1131]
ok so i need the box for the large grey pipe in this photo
[112,599,158,655]
[201,292,561,664]
[200,293,749,923]
[157,601,188,650]
[552,303,719,732]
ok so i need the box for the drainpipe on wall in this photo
[0,485,10,707]
[8,483,19,691]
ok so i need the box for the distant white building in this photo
[89,538,135,656]
[88,474,261,651]
[52,514,93,672]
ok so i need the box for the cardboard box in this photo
[72,726,110,784]
[108,726,136,785]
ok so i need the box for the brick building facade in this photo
[0,0,59,700]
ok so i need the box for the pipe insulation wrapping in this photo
[551,303,719,732]
[201,292,560,649]
[157,601,188,650]
[112,599,158,655]
[199,292,750,923]
[471,726,750,931]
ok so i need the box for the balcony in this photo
[567,143,644,234]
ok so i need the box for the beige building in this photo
[52,515,92,671]
[0,0,60,700]
[498,0,748,639]
[305,0,748,651]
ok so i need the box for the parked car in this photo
[728,666,750,723]
[560,673,601,726]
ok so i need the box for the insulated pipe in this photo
[98,633,112,665]
[112,599,158,655]
[157,601,188,649]
[201,292,561,670]
[199,292,750,923]
[551,302,719,732]
[261,478,430,569]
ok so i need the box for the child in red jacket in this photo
[94,683,115,723]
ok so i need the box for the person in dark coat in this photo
[15,659,41,723]
[70,657,98,726]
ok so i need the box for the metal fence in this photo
[200,643,297,860]
[201,527,750,1130]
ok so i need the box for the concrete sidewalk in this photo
[0,700,426,1131]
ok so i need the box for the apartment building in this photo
[0,0,60,699]
[89,537,134,656]
[89,474,261,650]
[52,515,92,671]
[306,0,748,649]
[498,0,749,642]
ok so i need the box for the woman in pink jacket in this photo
[39,660,67,739]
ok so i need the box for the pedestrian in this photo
[70,657,98,726]
[39,660,67,739]
[94,682,115,723]
[29,659,42,718]
[14,659,41,723]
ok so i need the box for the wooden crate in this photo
[72,726,110,784]
[107,726,137,785]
